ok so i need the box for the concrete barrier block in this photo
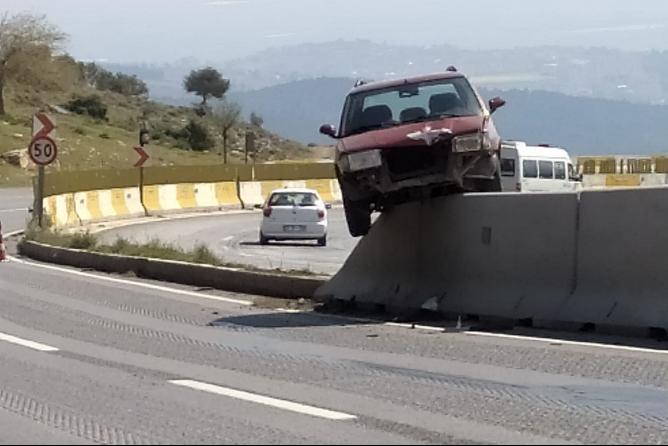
[423,193,578,319]
[239,182,265,207]
[559,188,668,330]
[195,183,218,208]
[317,192,579,321]
[215,181,239,207]
[124,187,145,217]
[157,184,180,211]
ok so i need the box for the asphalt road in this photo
[4,188,668,443]
[0,187,31,234]
[99,210,358,275]
[2,255,668,443]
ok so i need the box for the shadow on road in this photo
[240,240,324,248]
[210,306,386,329]
[210,306,668,350]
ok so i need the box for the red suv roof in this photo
[349,72,465,95]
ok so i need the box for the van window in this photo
[500,158,515,177]
[555,162,566,180]
[523,160,538,178]
[539,161,553,179]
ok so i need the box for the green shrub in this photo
[65,95,108,120]
[192,244,220,265]
[68,231,97,249]
[184,119,214,151]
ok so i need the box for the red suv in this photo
[320,69,506,236]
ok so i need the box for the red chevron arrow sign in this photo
[134,146,149,167]
[32,112,55,139]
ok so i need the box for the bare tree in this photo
[0,13,66,115]
[212,101,241,163]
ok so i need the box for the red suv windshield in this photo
[340,77,483,136]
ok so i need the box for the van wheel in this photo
[317,236,327,247]
[343,199,371,237]
[259,233,269,245]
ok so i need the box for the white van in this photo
[499,141,582,192]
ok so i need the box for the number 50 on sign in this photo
[29,136,58,166]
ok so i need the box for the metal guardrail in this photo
[576,156,668,175]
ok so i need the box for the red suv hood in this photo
[339,115,485,153]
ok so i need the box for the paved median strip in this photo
[169,379,357,421]
[0,332,59,352]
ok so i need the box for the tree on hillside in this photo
[80,62,148,96]
[250,112,264,128]
[0,13,66,115]
[79,62,148,96]
[212,101,241,163]
[183,67,230,108]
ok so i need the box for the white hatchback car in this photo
[259,188,330,246]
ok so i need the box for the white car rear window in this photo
[269,192,319,207]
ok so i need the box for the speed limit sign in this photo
[29,136,58,166]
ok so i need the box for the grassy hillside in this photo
[0,71,323,187]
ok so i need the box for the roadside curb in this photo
[18,240,328,300]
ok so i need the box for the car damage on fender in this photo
[320,68,506,236]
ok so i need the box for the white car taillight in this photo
[263,207,272,217]
[318,209,325,220]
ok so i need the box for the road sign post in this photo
[135,129,151,216]
[30,113,57,228]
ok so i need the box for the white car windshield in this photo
[269,192,319,207]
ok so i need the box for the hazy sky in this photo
[3,0,668,63]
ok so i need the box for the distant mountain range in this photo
[230,77,668,155]
[102,41,668,154]
[105,40,668,105]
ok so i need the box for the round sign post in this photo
[29,135,58,228]
[29,136,58,166]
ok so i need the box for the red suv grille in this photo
[384,145,448,180]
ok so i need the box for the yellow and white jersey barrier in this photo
[44,178,342,228]
[44,194,79,227]
[239,179,342,206]
[142,181,239,214]
[74,188,144,224]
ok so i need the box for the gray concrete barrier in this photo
[318,187,668,333]
[554,188,668,331]
[317,192,579,319]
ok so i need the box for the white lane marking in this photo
[276,309,668,356]
[169,380,357,421]
[7,256,254,306]
[0,332,59,352]
[222,236,234,242]
[465,331,668,355]
[0,208,28,213]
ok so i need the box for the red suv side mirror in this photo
[319,124,337,138]
[488,97,506,114]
